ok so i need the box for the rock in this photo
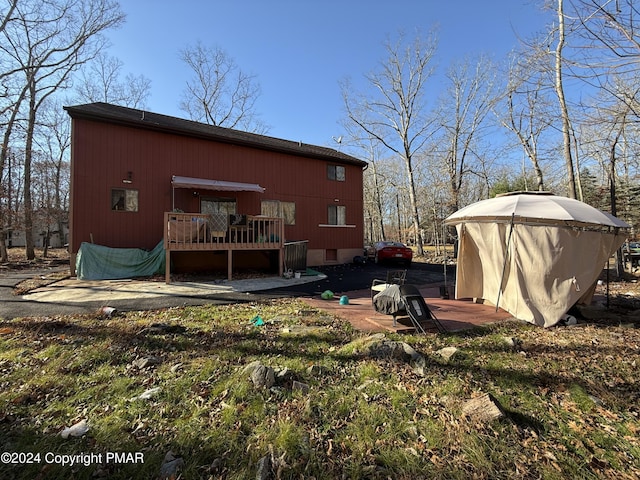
[306,365,328,376]
[132,356,162,369]
[208,457,223,473]
[60,419,89,439]
[366,340,419,363]
[436,346,460,362]
[275,366,294,383]
[250,365,275,389]
[242,360,262,375]
[364,340,429,376]
[131,387,161,401]
[292,380,310,394]
[411,354,429,376]
[256,454,272,480]
[462,393,505,422]
[159,450,184,480]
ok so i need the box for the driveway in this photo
[0,262,453,320]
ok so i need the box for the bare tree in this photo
[0,0,124,259]
[35,99,70,254]
[437,55,498,212]
[75,52,151,108]
[569,0,640,117]
[179,41,268,133]
[0,0,16,30]
[498,45,556,191]
[341,31,439,256]
[572,0,640,65]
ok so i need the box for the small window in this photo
[261,200,296,225]
[111,188,138,212]
[327,165,345,181]
[328,205,346,225]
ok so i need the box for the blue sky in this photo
[106,1,550,148]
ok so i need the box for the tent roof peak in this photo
[496,190,554,198]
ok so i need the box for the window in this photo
[201,198,236,215]
[111,189,138,212]
[261,200,296,225]
[328,205,346,225]
[327,164,345,181]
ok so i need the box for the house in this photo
[64,102,366,281]
[7,218,68,249]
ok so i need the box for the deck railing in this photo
[164,212,283,250]
[163,212,284,282]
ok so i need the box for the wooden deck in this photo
[164,212,284,283]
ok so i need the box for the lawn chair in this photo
[370,270,408,327]
[371,269,406,301]
[399,284,445,333]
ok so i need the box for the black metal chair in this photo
[370,270,407,327]
[371,269,406,300]
[399,284,445,333]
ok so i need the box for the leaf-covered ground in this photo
[1,298,639,480]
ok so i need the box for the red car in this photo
[365,241,413,266]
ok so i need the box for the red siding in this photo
[70,119,364,255]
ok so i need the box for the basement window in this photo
[112,188,138,212]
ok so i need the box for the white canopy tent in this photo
[445,192,629,327]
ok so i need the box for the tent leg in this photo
[606,259,610,309]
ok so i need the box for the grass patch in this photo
[1,299,639,479]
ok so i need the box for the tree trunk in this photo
[0,231,7,263]
[555,0,577,198]
[404,155,424,255]
[370,161,386,242]
[609,133,625,276]
[0,85,28,263]
[24,78,36,260]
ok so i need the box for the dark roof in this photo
[64,102,366,167]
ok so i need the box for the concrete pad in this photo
[23,273,327,304]
[302,284,514,333]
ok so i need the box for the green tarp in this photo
[76,241,165,280]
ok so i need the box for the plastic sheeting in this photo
[76,241,165,280]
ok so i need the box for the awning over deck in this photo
[171,175,265,193]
